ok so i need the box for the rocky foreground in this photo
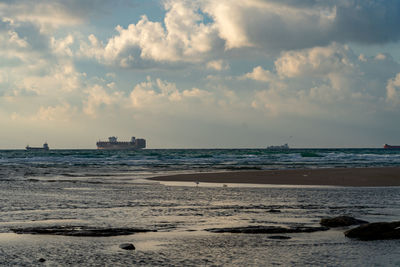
[344,221,400,240]
[320,216,368,227]
[10,217,400,241]
[205,216,400,241]
[11,226,156,237]
[205,225,329,234]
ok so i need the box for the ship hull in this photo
[96,145,143,150]
[26,147,49,151]
[384,144,400,149]
[26,143,49,151]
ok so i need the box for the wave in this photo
[300,152,323,158]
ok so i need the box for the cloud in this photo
[51,35,74,57]
[244,43,400,121]
[375,53,387,61]
[35,103,77,121]
[386,73,400,105]
[80,1,222,66]
[0,39,84,102]
[241,66,275,82]
[0,1,85,33]
[203,0,400,51]
[206,60,229,71]
[79,76,215,120]
[129,77,213,112]
[83,84,125,117]
[7,29,29,48]
[8,104,77,131]
[333,0,400,44]
[18,61,85,95]
[275,43,355,78]
[203,0,336,50]
[80,0,400,69]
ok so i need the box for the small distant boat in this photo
[266,143,290,150]
[26,143,49,151]
[383,144,400,149]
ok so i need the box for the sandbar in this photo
[148,167,400,187]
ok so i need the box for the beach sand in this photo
[148,167,400,187]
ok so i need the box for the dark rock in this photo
[205,225,329,234]
[344,221,400,240]
[38,258,46,262]
[11,226,156,237]
[268,235,291,239]
[267,209,281,213]
[320,216,368,227]
[119,243,136,250]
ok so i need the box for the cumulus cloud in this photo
[83,84,125,117]
[79,76,216,119]
[51,35,74,57]
[80,1,222,66]
[0,1,85,33]
[275,43,355,78]
[242,44,361,94]
[244,43,400,120]
[241,66,276,82]
[18,61,85,95]
[7,30,29,48]
[79,0,400,68]
[386,73,400,105]
[0,27,84,104]
[203,0,400,51]
[130,77,213,112]
[206,60,229,71]
[375,53,387,61]
[35,103,77,121]
[270,43,399,99]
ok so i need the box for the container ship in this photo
[96,136,146,150]
[383,144,400,149]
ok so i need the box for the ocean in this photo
[0,148,399,266]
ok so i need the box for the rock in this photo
[344,221,400,240]
[267,209,281,213]
[268,235,291,240]
[11,226,156,237]
[38,258,46,262]
[320,216,368,227]
[119,243,136,250]
[205,225,329,234]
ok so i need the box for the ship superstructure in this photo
[96,136,146,150]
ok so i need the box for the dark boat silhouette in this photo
[26,143,49,151]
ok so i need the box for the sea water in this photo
[0,149,399,266]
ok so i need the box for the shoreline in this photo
[148,167,400,187]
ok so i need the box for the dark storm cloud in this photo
[210,0,400,53]
[334,0,400,44]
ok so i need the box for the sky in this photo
[1,0,400,149]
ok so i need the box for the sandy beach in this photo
[149,167,400,187]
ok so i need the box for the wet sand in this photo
[148,167,400,187]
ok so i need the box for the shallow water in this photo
[0,178,399,266]
[0,149,399,266]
